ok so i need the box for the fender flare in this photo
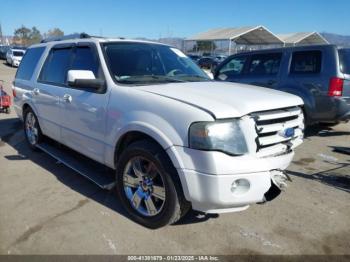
[21,96,40,120]
[113,121,176,151]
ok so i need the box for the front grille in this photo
[250,106,304,157]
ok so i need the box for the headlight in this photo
[189,119,248,155]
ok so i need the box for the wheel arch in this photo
[22,101,39,118]
[112,125,185,184]
[114,130,165,164]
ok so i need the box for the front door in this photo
[60,44,109,163]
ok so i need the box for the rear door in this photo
[241,52,282,88]
[60,43,109,163]
[283,50,326,120]
[36,44,74,140]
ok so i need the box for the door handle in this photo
[62,94,72,103]
[33,88,40,95]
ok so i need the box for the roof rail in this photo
[41,32,98,43]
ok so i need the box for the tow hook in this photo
[270,170,292,191]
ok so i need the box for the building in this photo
[184,26,328,55]
[276,32,328,46]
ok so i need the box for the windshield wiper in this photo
[149,75,185,82]
[175,75,212,82]
[115,75,185,84]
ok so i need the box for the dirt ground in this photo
[0,61,349,255]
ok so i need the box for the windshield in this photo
[103,42,210,84]
[339,49,350,74]
[13,51,24,57]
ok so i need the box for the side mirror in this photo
[67,70,105,91]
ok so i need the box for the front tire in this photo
[115,140,190,229]
[23,108,43,151]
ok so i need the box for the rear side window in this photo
[339,49,350,74]
[71,46,101,78]
[39,48,73,85]
[247,53,282,75]
[218,56,247,75]
[290,51,322,74]
[16,47,45,80]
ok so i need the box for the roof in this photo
[277,32,329,44]
[186,26,284,44]
[227,44,336,57]
[30,37,168,49]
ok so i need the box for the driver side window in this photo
[218,56,247,80]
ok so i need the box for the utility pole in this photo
[0,22,3,44]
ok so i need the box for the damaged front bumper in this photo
[177,168,292,214]
[262,170,292,203]
[167,146,296,214]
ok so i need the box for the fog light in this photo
[231,179,250,195]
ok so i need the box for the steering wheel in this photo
[167,69,184,76]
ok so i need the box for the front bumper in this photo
[167,146,295,213]
[177,169,273,213]
[12,60,20,67]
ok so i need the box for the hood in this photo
[135,81,303,119]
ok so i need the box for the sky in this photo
[1,0,349,38]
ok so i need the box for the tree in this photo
[13,25,43,46]
[13,25,31,45]
[28,26,42,45]
[44,28,64,39]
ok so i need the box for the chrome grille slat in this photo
[251,106,304,157]
[258,128,303,146]
[251,107,301,121]
[257,115,304,134]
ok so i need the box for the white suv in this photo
[6,48,25,67]
[13,34,304,228]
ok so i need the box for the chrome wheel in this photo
[25,112,38,145]
[123,156,166,217]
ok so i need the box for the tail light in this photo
[328,77,343,97]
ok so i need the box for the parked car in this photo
[187,54,201,63]
[215,55,227,63]
[197,57,218,69]
[213,45,350,125]
[0,45,10,60]
[13,35,304,228]
[6,48,25,67]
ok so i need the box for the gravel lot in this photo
[0,61,349,255]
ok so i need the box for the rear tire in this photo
[115,139,190,229]
[23,108,43,151]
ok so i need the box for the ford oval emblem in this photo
[282,128,295,138]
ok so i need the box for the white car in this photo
[6,48,25,67]
[13,34,304,228]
